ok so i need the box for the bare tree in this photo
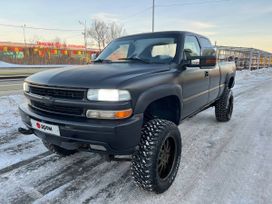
[88,19,108,51]
[28,35,40,45]
[62,39,67,47]
[53,37,61,43]
[88,19,126,50]
[107,22,126,44]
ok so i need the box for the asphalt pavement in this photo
[0,78,24,96]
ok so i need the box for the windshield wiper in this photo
[94,59,112,63]
[118,57,150,64]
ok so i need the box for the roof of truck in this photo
[116,31,209,40]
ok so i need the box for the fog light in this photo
[86,109,132,119]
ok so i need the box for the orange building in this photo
[0,41,99,65]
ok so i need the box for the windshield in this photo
[96,36,178,64]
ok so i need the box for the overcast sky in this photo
[0,0,271,52]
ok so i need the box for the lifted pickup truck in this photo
[19,31,236,193]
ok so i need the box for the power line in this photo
[0,0,231,35]
[122,0,230,21]
[121,6,152,22]
[150,0,230,32]
[156,0,230,8]
[122,0,230,25]
[0,23,81,32]
[64,34,83,39]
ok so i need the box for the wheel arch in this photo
[134,84,183,125]
[228,76,235,88]
[225,71,236,89]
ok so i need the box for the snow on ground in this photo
[0,68,272,203]
[0,61,13,67]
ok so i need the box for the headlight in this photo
[87,89,131,101]
[23,82,29,93]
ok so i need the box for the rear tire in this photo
[215,88,234,122]
[131,119,181,194]
[42,140,78,156]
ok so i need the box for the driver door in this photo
[179,35,209,117]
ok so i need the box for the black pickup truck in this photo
[19,31,236,193]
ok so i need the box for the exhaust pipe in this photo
[18,127,33,135]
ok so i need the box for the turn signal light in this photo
[114,109,133,119]
[86,109,133,119]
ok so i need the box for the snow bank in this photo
[0,60,72,68]
[0,61,14,67]
[236,67,272,81]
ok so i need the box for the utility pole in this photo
[152,0,155,32]
[22,24,27,47]
[22,24,28,58]
[79,20,88,63]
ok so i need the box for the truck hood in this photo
[26,63,170,88]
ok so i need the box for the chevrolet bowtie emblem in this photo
[42,96,55,105]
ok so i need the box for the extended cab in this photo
[19,31,236,193]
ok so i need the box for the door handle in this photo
[204,71,209,77]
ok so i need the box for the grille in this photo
[29,85,85,100]
[31,101,84,116]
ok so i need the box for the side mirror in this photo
[183,48,216,68]
[91,53,97,61]
[200,48,217,67]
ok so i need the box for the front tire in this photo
[42,140,78,156]
[131,119,182,194]
[215,88,234,122]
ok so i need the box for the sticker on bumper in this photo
[30,119,60,136]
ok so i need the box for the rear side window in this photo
[151,43,177,58]
[184,36,201,57]
[199,37,212,48]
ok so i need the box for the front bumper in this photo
[19,103,143,155]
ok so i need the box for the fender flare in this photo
[225,73,235,88]
[134,84,183,115]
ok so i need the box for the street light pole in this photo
[152,0,155,32]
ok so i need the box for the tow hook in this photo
[18,127,33,135]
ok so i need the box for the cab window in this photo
[199,37,213,48]
[184,36,201,58]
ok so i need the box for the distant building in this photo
[0,41,100,65]
[216,46,272,70]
